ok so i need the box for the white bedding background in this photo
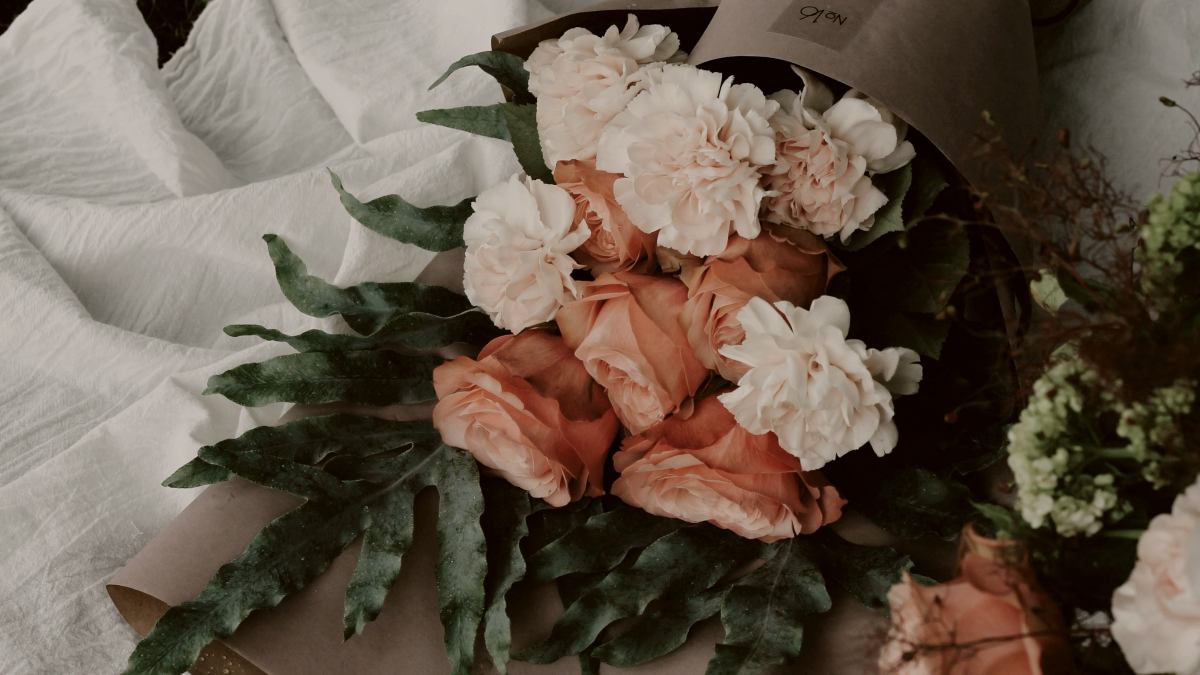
[0,0,1195,672]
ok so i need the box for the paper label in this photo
[768,1,879,50]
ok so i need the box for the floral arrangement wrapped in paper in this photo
[110,3,1178,674]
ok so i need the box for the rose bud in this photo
[432,330,618,507]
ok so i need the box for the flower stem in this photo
[1099,529,1145,540]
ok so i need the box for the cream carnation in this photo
[463,174,590,332]
[764,69,915,242]
[526,15,683,166]
[596,64,778,257]
[717,296,921,471]
[1111,479,1200,674]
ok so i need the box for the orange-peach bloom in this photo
[554,159,657,273]
[611,395,845,541]
[679,225,842,381]
[879,526,1070,675]
[556,271,708,434]
[432,330,618,507]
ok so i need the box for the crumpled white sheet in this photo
[0,0,1195,672]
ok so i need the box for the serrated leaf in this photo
[430,449,488,674]
[225,310,499,354]
[525,505,683,582]
[857,468,973,541]
[876,222,971,314]
[163,458,231,488]
[417,103,551,182]
[341,440,458,640]
[343,487,414,639]
[592,585,726,667]
[264,234,471,334]
[204,351,438,407]
[972,501,1021,538]
[841,164,913,251]
[517,527,754,664]
[706,538,830,675]
[163,415,439,489]
[880,311,952,360]
[123,495,369,675]
[130,438,487,675]
[526,498,604,549]
[809,532,912,609]
[198,445,360,502]
[481,480,534,673]
[904,153,950,221]
[329,172,473,253]
[430,50,533,104]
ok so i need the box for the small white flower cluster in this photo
[1009,352,1197,537]
[1007,354,1122,537]
[1139,171,1200,304]
[1115,379,1196,487]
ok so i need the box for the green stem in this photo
[1099,529,1146,540]
[1089,447,1137,461]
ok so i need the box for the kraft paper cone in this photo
[494,0,1038,188]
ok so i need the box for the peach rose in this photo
[556,272,708,434]
[554,159,656,273]
[432,330,618,506]
[679,225,842,381]
[879,526,1070,675]
[612,395,845,541]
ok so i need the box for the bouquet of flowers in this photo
[120,14,1029,675]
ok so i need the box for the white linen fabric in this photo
[0,0,1195,672]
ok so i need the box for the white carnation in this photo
[526,15,683,166]
[596,64,778,257]
[764,68,915,242]
[1112,479,1200,674]
[718,296,921,471]
[462,174,590,332]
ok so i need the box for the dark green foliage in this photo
[429,50,533,104]
[416,103,552,182]
[706,538,830,675]
[263,234,471,334]
[129,415,489,675]
[329,172,474,253]
[224,310,499,354]
[204,350,439,407]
